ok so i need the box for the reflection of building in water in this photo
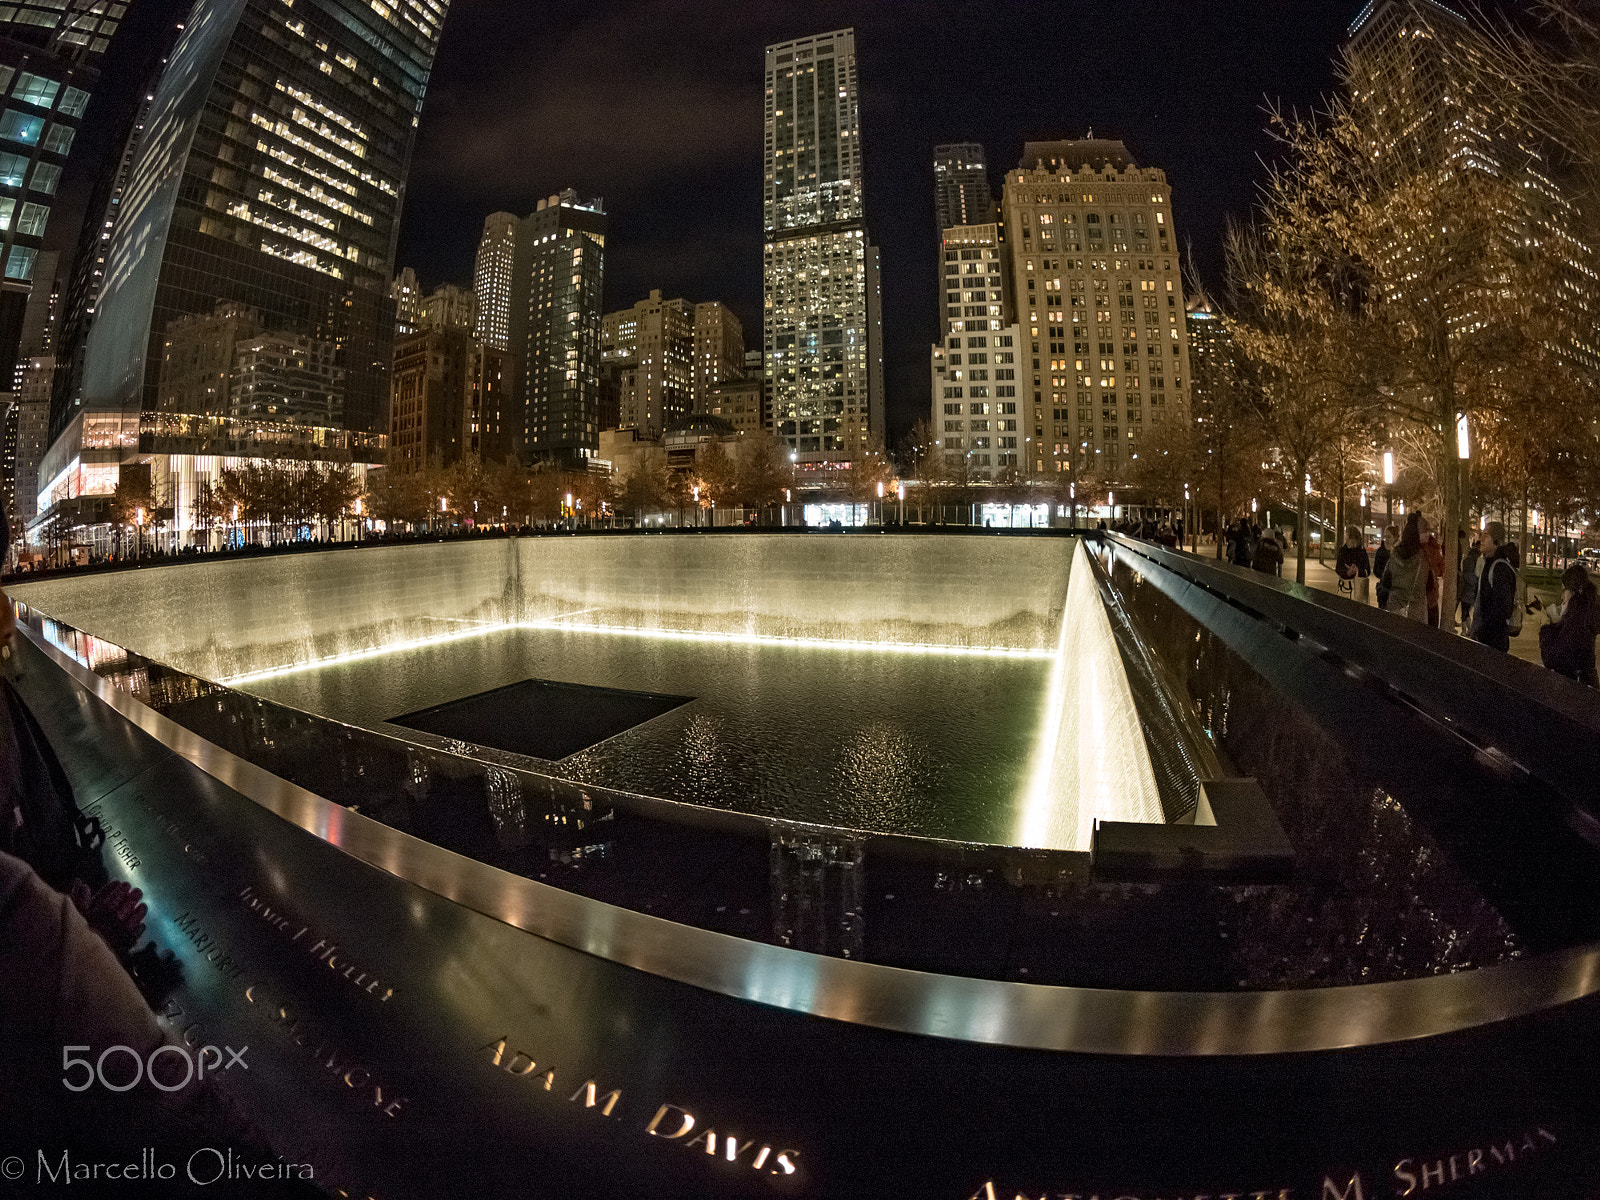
[157,303,261,416]
[229,332,343,425]
[157,302,343,426]
[35,0,452,543]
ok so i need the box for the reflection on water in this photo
[244,626,1049,843]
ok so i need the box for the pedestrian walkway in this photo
[1185,547,1550,667]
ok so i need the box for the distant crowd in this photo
[1219,511,1598,689]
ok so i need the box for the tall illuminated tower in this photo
[762,28,882,463]
[513,190,605,466]
[473,211,516,352]
[39,0,450,540]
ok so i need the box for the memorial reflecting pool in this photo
[243,624,1053,843]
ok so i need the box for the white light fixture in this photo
[1382,451,1395,485]
[1456,413,1470,459]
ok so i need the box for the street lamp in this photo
[1456,413,1470,460]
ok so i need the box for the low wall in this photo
[12,533,1074,682]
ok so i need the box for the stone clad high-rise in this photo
[1000,138,1192,483]
[762,28,882,463]
[38,0,450,540]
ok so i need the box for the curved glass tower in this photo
[39,0,448,533]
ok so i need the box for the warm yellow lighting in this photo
[1017,540,1162,851]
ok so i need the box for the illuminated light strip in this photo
[519,620,1056,659]
[221,620,508,685]
[219,617,1053,685]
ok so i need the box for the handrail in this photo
[1103,533,1600,821]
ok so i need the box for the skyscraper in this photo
[513,190,605,465]
[1345,0,1598,379]
[1000,138,1192,482]
[601,289,693,437]
[928,223,1022,480]
[692,300,745,410]
[39,0,450,544]
[0,0,126,382]
[933,143,995,233]
[473,211,517,352]
[762,28,882,462]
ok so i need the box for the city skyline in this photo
[393,0,1452,445]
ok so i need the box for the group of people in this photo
[1224,518,1288,577]
[1332,512,1599,687]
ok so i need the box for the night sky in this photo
[397,0,1383,443]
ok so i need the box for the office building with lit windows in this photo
[601,290,745,437]
[601,289,693,438]
[692,299,744,410]
[762,28,883,462]
[933,142,994,234]
[36,0,450,546]
[1345,0,1598,379]
[473,211,516,352]
[928,222,1021,480]
[0,0,123,381]
[511,190,605,466]
[1000,138,1192,483]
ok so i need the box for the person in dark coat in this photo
[1539,564,1600,687]
[1469,521,1517,652]
[1458,532,1481,630]
[1373,524,1397,610]
[1228,519,1252,567]
[1335,525,1371,604]
[1251,529,1284,576]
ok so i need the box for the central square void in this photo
[389,677,692,761]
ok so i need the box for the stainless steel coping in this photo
[22,620,1600,1057]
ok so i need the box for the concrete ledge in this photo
[1090,779,1295,883]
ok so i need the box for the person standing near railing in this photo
[1469,521,1518,652]
[1336,526,1371,604]
[1539,564,1600,687]
[1382,513,1431,623]
[1374,524,1397,611]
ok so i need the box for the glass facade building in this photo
[41,0,448,529]
[0,0,123,382]
[762,28,882,462]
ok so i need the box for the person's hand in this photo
[71,878,147,955]
[0,587,14,657]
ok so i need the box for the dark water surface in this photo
[244,626,1051,843]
